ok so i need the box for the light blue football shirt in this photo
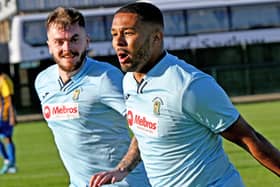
[35,57,150,187]
[124,52,245,187]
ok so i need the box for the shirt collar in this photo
[58,57,88,91]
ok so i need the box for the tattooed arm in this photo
[116,137,142,172]
[89,137,141,187]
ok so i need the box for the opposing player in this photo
[0,70,17,174]
[34,7,150,187]
[89,2,280,187]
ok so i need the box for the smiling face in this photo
[47,22,89,73]
[111,12,163,75]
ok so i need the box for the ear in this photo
[153,30,163,44]
[86,34,90,48]
[46,40,52,54]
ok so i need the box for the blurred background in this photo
[0,0,280,115]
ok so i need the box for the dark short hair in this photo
[115,2,164,28]
[46,7,85,31]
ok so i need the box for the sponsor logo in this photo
[127,110,133,126]
[125,94,130,101]
[43,103,79,120]
[127,109,158,137]
[134,115,157,130]
[44,105,51,119]
[42,92,49,99]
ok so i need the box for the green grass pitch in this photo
[0,101,279,187]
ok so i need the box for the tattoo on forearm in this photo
[117,138,141,172]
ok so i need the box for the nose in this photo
[62,40,71,51]
[114,33,127,47]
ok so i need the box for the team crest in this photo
[152,97,164,115]
[72,89,80,100]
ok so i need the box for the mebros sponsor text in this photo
[127,109,158,137]
[43,103,80,120]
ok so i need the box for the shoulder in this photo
[35,64,57,90]
[123,72,133,84]
[0,73,14,94]
[86,58,123,80]
[1,74,13,84]
[162,53,210,87]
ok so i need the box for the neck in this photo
[59,69,77,83]
[133,72,145,83]
[58,58,86,83]
[133,50,166,83]
[59,58,85,83]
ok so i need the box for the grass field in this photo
[0,101,280,187]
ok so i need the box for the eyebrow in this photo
[111,27,137,31]
[53,33,80,40]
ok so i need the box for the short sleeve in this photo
[1,75,14,97]
[182,76,239,133]
[99,67,126,116]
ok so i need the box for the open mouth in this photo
[60,51,79,59]
[117,51,129,64]
[62,53,75,59]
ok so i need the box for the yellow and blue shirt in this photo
[0,73,14,122]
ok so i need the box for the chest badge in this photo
[72,89,80,100]
[153,97,164,115]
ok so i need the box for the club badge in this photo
[153,97,164,115]
[72,89,80,100]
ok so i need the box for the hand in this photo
[89,168,128,187]
[9,116,17,126]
